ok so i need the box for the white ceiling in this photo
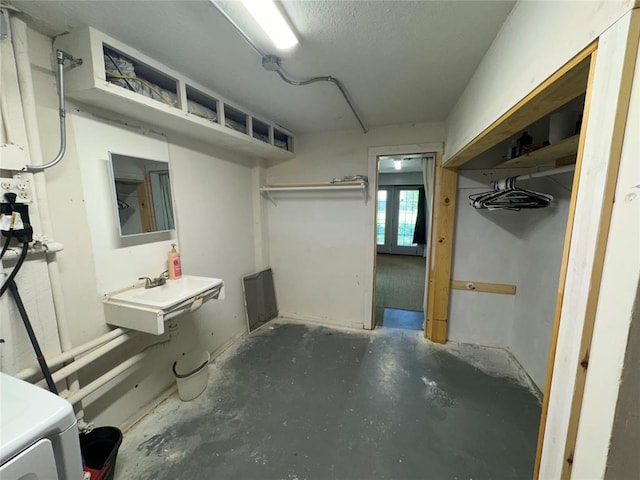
[10,0,514,134]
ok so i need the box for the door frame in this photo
[365,143,443,331]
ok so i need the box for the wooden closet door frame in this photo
[435,13,640,474]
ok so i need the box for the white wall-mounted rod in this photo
[514,164,576,181]
[16,328,132,380]
[260,184,366,192]
[50,332,138,384]
[63,352,146,406]
[260,182,369,206]
[493,165,576,190]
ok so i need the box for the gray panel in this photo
[242,268,278,332]
[605,284,640,480]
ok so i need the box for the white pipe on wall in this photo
[515,164,576,181]
[50,332,138,383]
[63,353,147,406]
[0,78,14,144]
[9,16,84,416]
[6,19,162,427]
[16,327,132,380]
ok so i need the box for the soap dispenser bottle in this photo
[168,244,182,280]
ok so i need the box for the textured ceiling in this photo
[10,0,514,134]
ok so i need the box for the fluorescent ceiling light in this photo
[394,160,402,170]
[240,0,298,50]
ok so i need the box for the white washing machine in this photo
[0,373,83,480]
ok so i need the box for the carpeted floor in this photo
[375,254,426,313]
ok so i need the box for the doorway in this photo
[374,154,433,331]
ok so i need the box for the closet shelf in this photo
[260,181,369,205]
[498,134,579,168]
[54,27,295,162]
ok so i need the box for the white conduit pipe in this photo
[64,353,147,406]
[491,165,576,190]
[51,332,138,384]
[514,164,576,181]
[11,17,69,330]
[16,328,131,380]
[9,17,84,416]
[0,78,14,144]
[493,165,577,190]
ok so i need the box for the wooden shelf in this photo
[443,49,592,167]
[498,134,579,168]
[54,27,295,162]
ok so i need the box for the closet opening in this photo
[373,154,435,332]
[436,43,601,477]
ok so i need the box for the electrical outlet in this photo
[0,177,33,203]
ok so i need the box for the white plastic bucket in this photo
[172,350,210,401]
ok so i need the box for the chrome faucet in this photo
[139,271,168,289]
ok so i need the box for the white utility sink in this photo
[107,275,223,309]
[103,275,224,335]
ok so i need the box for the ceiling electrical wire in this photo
[210,1,367,133]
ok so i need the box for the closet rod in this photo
[260,182,369,206]
[508,164,576,183]
[260,185,366,192]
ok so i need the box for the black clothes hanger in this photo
[469,176,553,211]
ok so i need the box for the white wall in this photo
[265,123,445,328]
[509,175,572,389]
[448,168,521,349]
[15,27,256,427]
[0,260,62,373]
[449,167,571,389]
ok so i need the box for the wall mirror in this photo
[108,152,176,237]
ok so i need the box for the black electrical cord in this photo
[7,279,58,394]
[0,240,58,394]
[0,240,28,297]
[0,233,10,260]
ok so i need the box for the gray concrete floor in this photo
[117,320,541,480]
